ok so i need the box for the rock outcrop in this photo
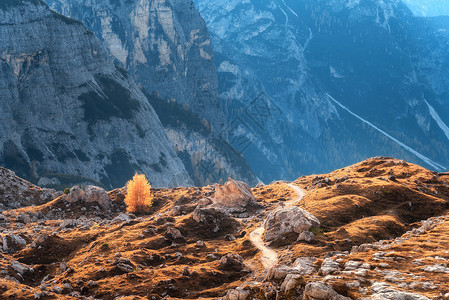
[0,0,192,189]
[0,167,60,210]
[264,206,320,246]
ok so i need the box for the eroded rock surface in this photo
[264,206,320,246]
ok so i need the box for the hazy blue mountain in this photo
[195,0,449,181]
[403,0,449,17]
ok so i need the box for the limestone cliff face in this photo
[47,0,225,132]
[47,0,258,186]
[0,0,192,189]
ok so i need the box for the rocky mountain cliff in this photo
[47,0,258,186]
[46,0,225,131]
[0,0,192,189]
[194,0,449,182]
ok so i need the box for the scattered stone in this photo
[191,206,238,236]
[225,234,236,241]
[421,264,449,274]
[219,253,245,272]
[223,288,250,300]
[116,263,134,273]
[11,260,32,276]
[30,234,49,248]
[112,213,132,223]
[1,234,26,253]
[297,231,315,242]
[320,258,341,275]
[266,265,300,281]
[60,219,79,229]
[280,274,304,293]
[367,282,431,300]
[196,240,205,247]
[164,227,184,241]
[293,257,317,275]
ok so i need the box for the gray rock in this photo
[164,227,184,241]
[320,258,340,276]
[367,282,431,300]
[1,234,27,253]
[421,263,449,273]
[192,206,237,236]
[219,253,245,272]
[297,231,315,242]
[223,288,250,300]
[264,206,320,246]
[11,260,32,276]
[66,186,84,203]
[293,257,317,275]
[84,185,111,209]
[112,213,132,223]
[303,281,351,300]
[266,265,299,282]
[212,178,257,213]
[30,234,49,248]
[0,167,59,210]
[280,274,304,293]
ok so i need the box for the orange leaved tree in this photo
[124,173,153,213]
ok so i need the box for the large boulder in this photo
[303,282,351,300]
[212,178,258,213]
[0,167,60,210]
[84,185,111,209]
[66,186,85,203]
[264,206,320,246]
[66,185,111,209]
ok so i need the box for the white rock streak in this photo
[425,99,449,142]
[327,93,445,171]
[280,0,298,18]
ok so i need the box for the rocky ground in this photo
[1,157,449,299]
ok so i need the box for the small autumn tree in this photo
[124,173,153,213]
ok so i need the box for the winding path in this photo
[249,183,306,270]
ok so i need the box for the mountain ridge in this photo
[0,157,449,298]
